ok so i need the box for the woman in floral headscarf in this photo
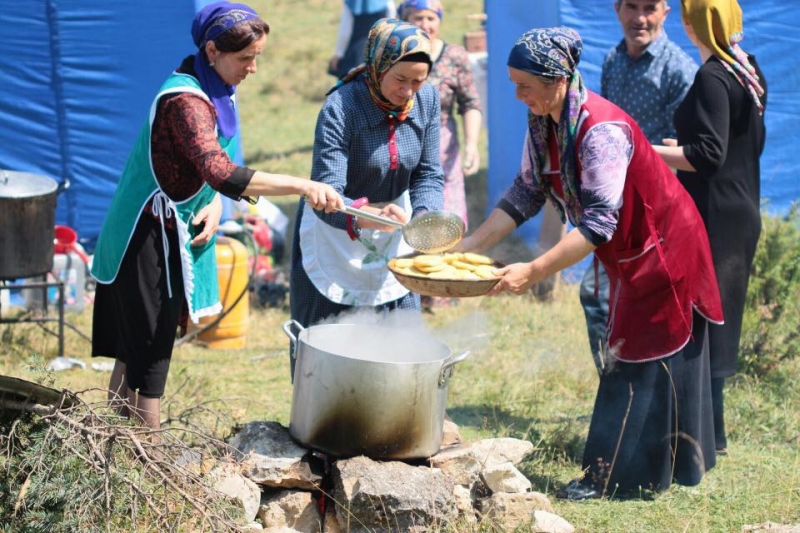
[91,2,342,429]
[654,0,767,456]
[458,27,724,498]
[289,18,443,366]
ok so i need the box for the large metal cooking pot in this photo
[0,170,59,279]
[283,320,471,460]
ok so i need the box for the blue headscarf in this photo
[507,27,588,226]
[345,0,390,16]
[397,0,444,20]
[507,26,582,78]
[191,2,262,138]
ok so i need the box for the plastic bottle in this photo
[24,252,86,312]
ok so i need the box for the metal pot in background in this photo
[283,320,471,460]
[0,170,60,280]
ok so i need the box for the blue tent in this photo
[0,0,225,251]
[486,0,799,277]
[2,2,796,256]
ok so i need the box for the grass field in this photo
[1,1,799,532]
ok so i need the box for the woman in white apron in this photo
[289,18,444,374]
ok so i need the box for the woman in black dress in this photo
[654,0,767,454]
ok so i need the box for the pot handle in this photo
[282,319,305,359]
[438,350,471,386]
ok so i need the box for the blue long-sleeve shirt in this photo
[601,32,697,143]
[309,73,444,231]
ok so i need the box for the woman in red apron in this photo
[460,27,723,499]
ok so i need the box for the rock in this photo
[230,422,322,490]
[324,508,342,533]
[208,462,262,524]
[441,418,462,448]
[429,445,482,487]
[477,491,554,531]
[332,455,458,533]
[481,462,532,494]
[258,490,322,533]
[453,484,478,525]
[470,438,534,468]
[532,510,575,533]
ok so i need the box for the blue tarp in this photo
[1,2,796,255]
[0,0,224,251]
[486,1,799,276]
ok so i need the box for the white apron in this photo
[300,192,413,306]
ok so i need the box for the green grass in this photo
[2,1,799,531]
[3,290,798,532]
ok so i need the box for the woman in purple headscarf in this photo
[459,27,724,498]
[91,2,343,430]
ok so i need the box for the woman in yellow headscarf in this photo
[654,0,767,456]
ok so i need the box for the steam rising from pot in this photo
[312,306,490,363]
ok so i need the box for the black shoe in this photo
[716,447,729,456]
[556,479,601,501]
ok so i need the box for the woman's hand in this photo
[356,203,409,232]
[652,139,695,171]
[190,194,223,247]
[462,144,480,176]
[303,181,345,213]
[488,261,543,296]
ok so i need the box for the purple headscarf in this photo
[397,0,444,20]
[191,2,261,138]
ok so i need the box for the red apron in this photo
[553,92,723,362]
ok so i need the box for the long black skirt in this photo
[581,312,716,495]
[91,215,184,398]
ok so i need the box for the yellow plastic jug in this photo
[190,236,250,349]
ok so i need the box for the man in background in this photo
[580,0,697,373]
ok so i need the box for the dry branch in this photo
[0,393,245,531]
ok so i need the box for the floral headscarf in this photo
[397,0,444,21]
[681,0,764,114]
[328,18,432,121]
[191,2,264,137]
[507,27,588,225]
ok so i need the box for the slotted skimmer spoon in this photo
[342,206,465,254]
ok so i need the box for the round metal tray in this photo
[388,253,501,298]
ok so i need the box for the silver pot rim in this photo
[290,321,452,365]
[0,170,59,199]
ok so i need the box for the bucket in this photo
[189,236,250,349]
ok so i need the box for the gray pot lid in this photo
[0,170,58,198]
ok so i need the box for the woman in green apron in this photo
[91,2,343,430]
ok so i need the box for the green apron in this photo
[92,72,239,322]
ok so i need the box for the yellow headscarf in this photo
[681,0,764,113]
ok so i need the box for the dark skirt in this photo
[581,312,716,495]
[91,215,184,398]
